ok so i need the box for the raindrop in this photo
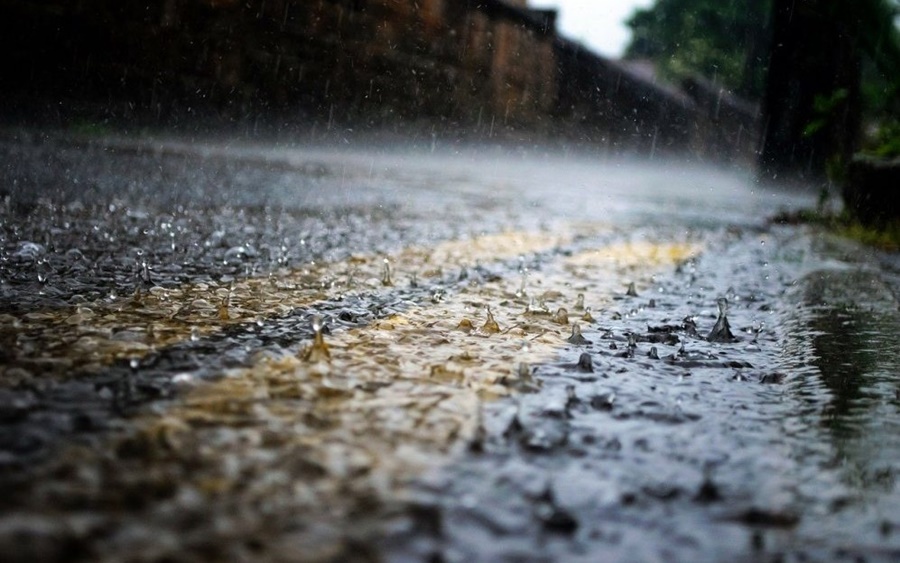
[565,384,577,406]
[218,294,231,321]
[751,320,765,343]
[591,392,615,410]
[535,488,578,533]
[516,272,528,298]
[525,297,543,315]
[381,258,393,287]
[481,306,500,334]
[554,307,569,325]
[759,373,785,384]
[576,352,593,372]
[517,362,531,379]
[536,297,550,314]
[566,324,590,345]
[574,293,585,311]
[223,245,250,265]
[140,261,152,284]
[301,314,331,362]
[581,307,595,323]
[171,373,195,387]
[694,477,722,503]
[707,297,737,343]
[14,241,45,261]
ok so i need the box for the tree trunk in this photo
[758,0,861,185]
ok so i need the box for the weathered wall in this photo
[1,0,556,129]
[553,38,760,162]
[553,39,696,154]
[0,0,759,162]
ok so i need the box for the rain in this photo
[1,1,899,562]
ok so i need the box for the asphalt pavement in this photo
[1,129,898,562]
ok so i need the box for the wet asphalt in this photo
[1,128,899,562]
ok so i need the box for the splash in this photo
[566,323,590,345]
[707,297,737,343]
[480,306,501,335]
[300,315,331,363]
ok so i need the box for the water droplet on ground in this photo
[574,293,585,311]
[707,297,737,343]
[382,258,393,287]
[566,324,590,345]
[576,352,593,372]
[301,314,331,362]
[581,307,595,323]
[480,307,500,335]
[554,307,569,325]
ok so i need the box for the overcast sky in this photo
[529,0,656,58]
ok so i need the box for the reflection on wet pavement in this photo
[1,131,898,562]
[382,228,900,563]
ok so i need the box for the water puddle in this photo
[382,230,900,563]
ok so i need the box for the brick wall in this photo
[0,1,554,126]
[0,0,759,162]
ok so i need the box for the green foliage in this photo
[624,0,772,99]
[861,62,899,117]
[840,219,900,252]
[831,0,900,134]
[837,0,900,86]
[802,89,849,138]
[625,0,900,108]
[70,119,113,137]
[864,118,900,158]
[771,205,900,252]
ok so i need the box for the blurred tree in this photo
[624,0,772,100]
[625,0,900,182]
[758,0,900,184]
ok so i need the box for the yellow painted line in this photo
[78,238,699,552]
[564,240,698,270]
[9,233,701,557]
[0,228,578,382]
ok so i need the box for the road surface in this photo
[1,129,898,562]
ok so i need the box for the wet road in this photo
[1,129,899,562]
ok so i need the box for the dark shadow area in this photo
[0,1,760,163]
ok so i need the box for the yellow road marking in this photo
[119,239,697,546]
[0,228,577,382]
[10,231,701,558]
